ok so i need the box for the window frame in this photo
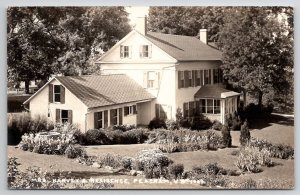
[147,71,156,88]
[54,85,61,103]
[124,105,137,116]
[96,111,104,129]
[140,45,149,58]
[120,45,130,58]
[61,110,69,123]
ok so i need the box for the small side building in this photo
[23,74,155,132]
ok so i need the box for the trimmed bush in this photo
[148,118,167,130]
[84,129,111,145]
[98,153,122,169]
[240,120,250,146]
[166,119,179,130]
[168,164,184,179]
[190,114,213,130]
[121,156,135,170]
[113,124,136,132]
[225,113,241,131]
[212,120,223,131]
[64,145,86,159]
[221,125,232,147]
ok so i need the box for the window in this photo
[124,105,137,116]
[178,71,184,88]
[214,100,221,114]
[204,70,210,85]
[54,85,61,102]
[61,110,69,123]
[147,71,156,88]
[140,45,150,58]
[200,99,206,113]
[96,111,103,129]
[207,99,214,114]
[120,45,130,58]
[196,70,201,86]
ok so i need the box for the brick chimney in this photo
[135,16,147,35]
[199,29,208,44]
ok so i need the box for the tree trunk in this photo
[258,91,263,108]
[24,80,30,94]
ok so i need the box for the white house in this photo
[24,16,240,132]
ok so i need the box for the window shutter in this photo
[178,71,182,89]
[119,108,123,125]
[192,70,196,87]
[68,110,73,124]
[133,105,137,114]
[195,101,200,115]
[60,85,65,104]
[209,69,212,84]
[120,45,124,58]
[94,112,99,129]
[124,107,129,116]
[184,71,189,88]
[49,84,53,103]
[149,44,152,58]
[155,104,159,118]
[219,69,223,83]
[143,72,148,88]
[183,103,188,119]
[104,110,108,128]
[56,109,60,123]
[200,70,203,86]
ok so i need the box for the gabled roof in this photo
[145,32,222,61]
[194,85,240,99]
[25,74,155,109]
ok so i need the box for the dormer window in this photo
[140,45,151,58]
[120,45,130,58]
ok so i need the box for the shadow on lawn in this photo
[55,171,127,179]
[250,114,294,130]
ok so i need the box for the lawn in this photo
[7,114,294,189]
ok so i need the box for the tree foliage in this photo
[7,7,131,93]
[217,7,293,106]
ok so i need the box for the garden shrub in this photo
[148,118,167,130]
[76,154,97,166]
[185,163,228,187]
[121,156,135,170]
[212,120,223,131]
[97,153,122,169]
[120,128,149,144]
[18,131,74,155]
[235,145,273,173]
[135,149,173,179]
[113,124,136,132]
[84,129,111,145]
[221,125,232,147]
[64,144,86,159]
[8,113,54,145]
[249,138,294,159]
[168,164,184,179]
[190,114,213,130]
[240,120,250,146]
[165,119,179,130]
[225,113,241,131]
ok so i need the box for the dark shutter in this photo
[155,104,159,118]
[195,101,200,115]
[183,103,188,119]
[133,105,137,114]
[60,85,65,104]
[192,70,196,87]
[219,69,223,83]
[110,109,114,126]
[119,108,123,125]
[200,70,203,86]
[56,109,60,123]
[104,110,108,128]
[68,110,72,124]
[184,71,189,88]
[94,112,99,129]
[209,69,212,84]
[178,71,182,89]
[49,84,53,103]
[124,106,129,116]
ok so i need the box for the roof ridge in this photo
[147,31,198,39]
[55,74,125,78]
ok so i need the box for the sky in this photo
[125,6,149,26]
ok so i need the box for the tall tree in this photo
[148,6,225,41]
[217,7,293,107]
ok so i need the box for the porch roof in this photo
[194,85,240,99]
